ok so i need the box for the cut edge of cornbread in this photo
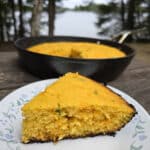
[21,73,136,143]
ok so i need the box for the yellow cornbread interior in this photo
[22,73,135,143]
[28,42,126,59]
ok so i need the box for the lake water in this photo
[55,11,102,38]
[22,11,108,39]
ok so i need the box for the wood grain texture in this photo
[0,43,150,114]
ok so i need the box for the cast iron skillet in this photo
[15,36,135,83]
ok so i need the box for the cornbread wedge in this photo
[21,73,136,143]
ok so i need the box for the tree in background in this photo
[48,0,62,37]
[0,0,150,41]
[145,0,150,36]
[48,0,56,37]
[31,0,58,37]
[135,0,143,27]
[0,1,5,41]
[18,0,25,37]
[31,0,43,36]
[10,0,17,39]
[126,0,135,30]
[96,1,119,36]
[96,0,150,40]
[120,0,125,30]
[0,0,12,41]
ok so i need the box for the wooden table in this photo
[0,43,150,114]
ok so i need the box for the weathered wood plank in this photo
[0,52,39,90]
[110,77,150,114]
[0,42,14,51]
[0,89,14,99]
[0,71,38,89]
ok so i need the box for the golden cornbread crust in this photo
[28,42,126,59]
[21,73,136,143]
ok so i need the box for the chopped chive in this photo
[55,103,61,115]
[94,90,98,95]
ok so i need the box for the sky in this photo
[62,0,111,8]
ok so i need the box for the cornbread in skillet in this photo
[28,42,126,59]
[21,73,136,143]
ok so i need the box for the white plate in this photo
[0,79,149,150]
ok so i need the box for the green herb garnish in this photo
[94,90,98,95]
[55,103,61,115]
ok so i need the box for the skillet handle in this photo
[111,27,146,44]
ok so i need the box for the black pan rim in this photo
[15,35,135,62]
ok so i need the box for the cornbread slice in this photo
[28,42,126,59]
[21,73,136,143]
